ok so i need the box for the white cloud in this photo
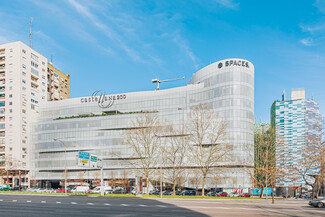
[170,32,200,70]
[300,38,313,46]
[215,0,240,10]
[300,23,325,33]
[68,0,140,61]
[314,0,325,14]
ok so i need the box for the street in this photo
[0,194,324,217]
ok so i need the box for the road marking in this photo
[104,203,111,206]
[71,202,77,204]
[56,202,61,204]
[156,205,167,207]
[41,201,46,203]
[0,199,3,201]
[121,204,128,206]
[139,204,147,207]
[87,203,94,205]
[26,201,31,203]
[12,200,17,202]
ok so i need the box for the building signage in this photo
[80,90,126,109]
[218,60,249,69]
[78,151,90,167]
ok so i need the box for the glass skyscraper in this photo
[271,89,322,186]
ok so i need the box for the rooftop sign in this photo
[80,90,126,109]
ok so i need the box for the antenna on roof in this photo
[29,17,33,48]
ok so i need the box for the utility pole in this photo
[160,165,163,198]
[29,17,33,48]
[100,159,104,196]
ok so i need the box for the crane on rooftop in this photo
[152,76,185,90]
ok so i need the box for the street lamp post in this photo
[54,138,67,196]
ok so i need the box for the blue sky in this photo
[1,0,325,122]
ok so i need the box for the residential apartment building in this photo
[0,41,70,187]
[0,41,49,186]
[47,63,70,101]
[271,89,322,187]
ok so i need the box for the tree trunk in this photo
[260,187,264,198]
[173,179,176,196]
[271,187,275,204]
[146,176,150,195]
[202,175,206,196]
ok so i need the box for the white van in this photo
[91,186,112,193]
[71,186,89,193]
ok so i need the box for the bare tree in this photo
[124,113,162,194]
[160,125,189,195]
[252,125,288,203]
[289,123,324,199]
[187,104,229,196]
[188,169,202,195]
[122,169,129,192]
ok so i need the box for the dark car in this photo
[207,191,217,196]
[180,190,196,196]
[175,191,182,195]
[216,192,228,197]
[163,191,172,195]
[149,190,160,195]
[309,197,325,208]
[9,187,20,191]
[112,189,124,194]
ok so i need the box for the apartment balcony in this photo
[31,80,39,87]
[54,79,59,87]
[0,79,5,85]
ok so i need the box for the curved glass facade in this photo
[31,58,254,188]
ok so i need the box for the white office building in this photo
[0,41,49,186]
[31,58,255,189]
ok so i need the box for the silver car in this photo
[309,197,325,208]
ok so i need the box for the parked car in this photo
[240,193,251,198]
[91,186,112,193]
[105,189,113,194]
[228,192,240,197]
[112,189,124,194]
[180,190,196,196]
[163,191,172,195]
[149,190,160,195]
[207,191,217,196]
[56,188,71,193]
[216,192,228,197]
[71,186,89,193]
[309,197,325,208]
[9,187,20,191]
[175,191,182,195]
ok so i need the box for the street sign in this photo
[78,151,90,167]
[90,154,98,168]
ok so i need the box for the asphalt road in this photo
[0,194,324,217]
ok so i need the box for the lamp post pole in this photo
[54,138,67,196]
